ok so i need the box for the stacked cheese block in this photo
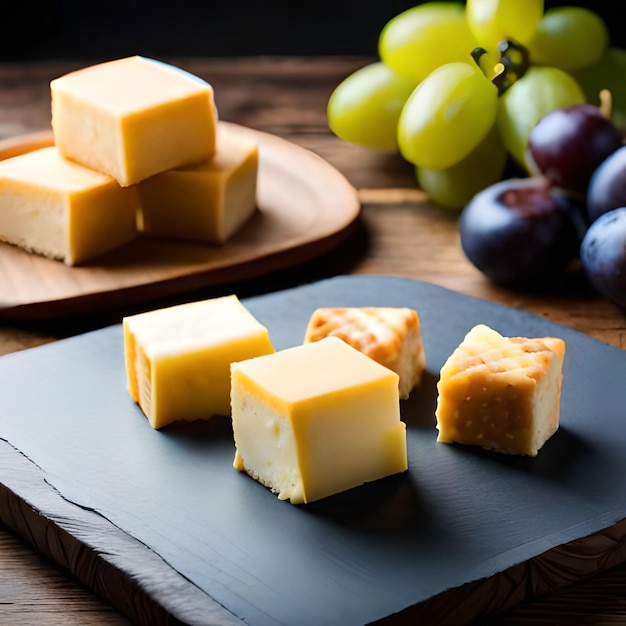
[0,56,259,265]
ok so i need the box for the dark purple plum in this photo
[459,177,585,288]
[527,103,623,197]
[587,145,626,222]
[580,207,626,308]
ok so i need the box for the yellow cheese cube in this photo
[137,126,258,244]
[51,56,218,186]
[231,336,408,504]
[435,324,566,457]
[123,295,274,430]
[0,146,138,265]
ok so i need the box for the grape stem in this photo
[599,88,613,121]
[471,40,531,97]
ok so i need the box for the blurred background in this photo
[1,1,624,61]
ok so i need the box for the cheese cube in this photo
[123,295,274,430]
[303,306,426,399]
[231,336,408,504]
[137,126,258,244]
[435,324,566,457]
[0,146,138,265]
[51,56,218,186]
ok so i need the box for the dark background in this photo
[1,1,624,61]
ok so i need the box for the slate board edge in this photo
[0,439,245,626]
[4,436,626,626]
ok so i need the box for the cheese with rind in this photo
[0,146,138,265]
[137,126,258,244]
[124,294,274,429]
[303,306,426,399]
[435,324,566,456]
[51,55,218,186]
[231,336,408,504]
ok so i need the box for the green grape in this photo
[326,62,417,150]
[572,48,626,133]
[378,2,478,85]
[496,65,586,168]
[416,124,507,210]
[397,61,499,170]
[466,0,544,50]
[526,7,609,71]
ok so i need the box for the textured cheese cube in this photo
[51,56,218,186]
[0,146,138,265]
[303,306,426,399]
[435,324,566,457]
[231,336,408,504]
[137,126,258,244]
[124,295,274,430]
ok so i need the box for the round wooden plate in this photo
[0,122,360,320]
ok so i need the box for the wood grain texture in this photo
[0,524,132,626]
[1,56,626,625]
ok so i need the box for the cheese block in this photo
[124,295,274,430]
[231,336,408,504]
[51,55,218,186]
[303,306,426,399]
[0,146,138,265]
[435,324,566,457]
[137,126,258,244]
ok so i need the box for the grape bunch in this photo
[327,1,624,210]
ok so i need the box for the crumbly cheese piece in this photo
[124,295,274,430]
[303,307,426,399]
[231,336,408,504]
[51,55,218,186]
[0,146,138,265]
[137,126,258,244]
[435,324,566,457]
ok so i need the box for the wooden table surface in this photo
[1,56,626,625]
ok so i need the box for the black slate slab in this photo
[1,275,626,625]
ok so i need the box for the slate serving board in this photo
[2,275,626,625]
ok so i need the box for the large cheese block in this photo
[137,126,258,244]
[303,306,426,399]
[124,295,274,430]
[0,146,138,265]
[51,55,218,186]
[231,336,408,504]
[435,324,566,457]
